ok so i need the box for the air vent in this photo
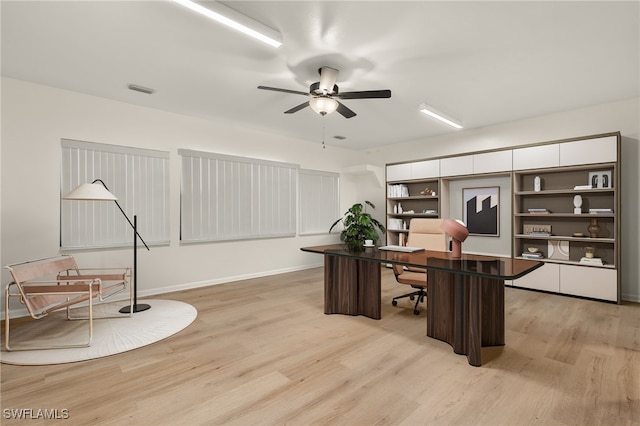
[128,84,155,95]
[333,135,346,140]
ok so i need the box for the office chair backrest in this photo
[407,218,448,251]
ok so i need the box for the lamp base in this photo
[119,303,151,314]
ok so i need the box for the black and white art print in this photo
[463,187,500,236]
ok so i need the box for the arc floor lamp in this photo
[63,179,151,313]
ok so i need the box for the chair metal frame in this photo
[4,255,132,351]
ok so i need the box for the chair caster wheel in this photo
[413,309,420,315]
[409,295,415,301]
[392,300,398,306]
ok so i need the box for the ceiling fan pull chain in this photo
[322,116,326,149]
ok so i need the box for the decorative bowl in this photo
[527,247,539,253]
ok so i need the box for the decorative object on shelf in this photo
[393,204,398,214]
[548,240,570,260]
[584,246,596,258]
[329,200,386,251]
[420,187,436,196]
[527,247,539,253]
[528,208,550,214]
[440,219,469,258]
[572,232,585,237]
[573,194,582,214]
[587,218,601,238]
[589,208,613,214]
[534,176,541,192]
[463,186,499,236]
[522,248,543,259]
[523,224,552,236]
[588,171,613,189]
[398,202,403,214]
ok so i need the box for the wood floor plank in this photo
[1,267,638,425]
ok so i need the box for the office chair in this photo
[391,218,447,315]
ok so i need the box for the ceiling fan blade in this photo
[336,89,392,99]
[318,67,339,94]
[284,101,310,114]
[258,86,310,96]
[336,101,356,119]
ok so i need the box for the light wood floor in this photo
[1,267,638,425]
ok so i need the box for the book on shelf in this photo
[573,184,593,190]
[521,252,544,259]
[528,208,550,214]
[579,257,604,266]
[388,184,409,198]
[589,208,613,214]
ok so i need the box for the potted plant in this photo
[329,201,386,251]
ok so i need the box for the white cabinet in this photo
[387,160,439,181]
[440,155,473,177]
[559,265,617,301]
[512,144,560,170]
[410,160,440,179]
[559,136,618,166]
[386,163,412,181]
[512,263,560,293]
[473,150,513,174]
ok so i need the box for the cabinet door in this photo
[387,163,412,181]
[411,159,440,179]
[513,144,560,170]
[559,265,617,301]
[512,263,559,292]
[473,150,512,174]
[559,136,617,166]
[440,155,473,177]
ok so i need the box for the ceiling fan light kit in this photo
[309,97,339,116]
[172,0,282,48]
[419,103,463,129]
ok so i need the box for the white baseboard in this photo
[1,263,324,319]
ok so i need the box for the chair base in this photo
[392,286,426,315]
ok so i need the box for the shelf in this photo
[515,188,615,196]
[515,213,614,218]
[515,257,616,269]
[388,195,438,201]
[387,213,439,218]
[515,234,615,243]
[387,229,409,234]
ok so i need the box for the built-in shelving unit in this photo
[385,131,621,303]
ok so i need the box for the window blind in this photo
[179,149,298,242]
[60,139,170,249]
[298,169,340,235]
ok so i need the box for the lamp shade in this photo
[309,97,339,116]
[440,219,469,258]
[63,183,118,201]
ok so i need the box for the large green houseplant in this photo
[329,201,386,251]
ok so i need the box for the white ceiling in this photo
[2,1,638,150]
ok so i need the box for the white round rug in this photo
[0,299,197,365]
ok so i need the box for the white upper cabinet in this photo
[473,150,513,174]
[512,144,560,170]
[559,136,617,166]
[440,155,473,177]
[410,159,440,179]
[387,159,439,181]
[386,163,412,181]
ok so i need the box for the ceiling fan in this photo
[257,66,391,119]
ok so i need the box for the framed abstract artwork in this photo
[463,187,499,236]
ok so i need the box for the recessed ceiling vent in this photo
[128,84,155,95]
[333,135,346,140]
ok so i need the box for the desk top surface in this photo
[301,244,542,280]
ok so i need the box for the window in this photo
[60,139,170,249]
[298,169,340,235]
[180,149,298,242]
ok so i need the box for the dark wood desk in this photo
[300,244,542,366]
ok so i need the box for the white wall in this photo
[1,77,380,315]
[364,98,640,302]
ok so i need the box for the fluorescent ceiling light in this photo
[172,0,282,48]
[419,103,463,129]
